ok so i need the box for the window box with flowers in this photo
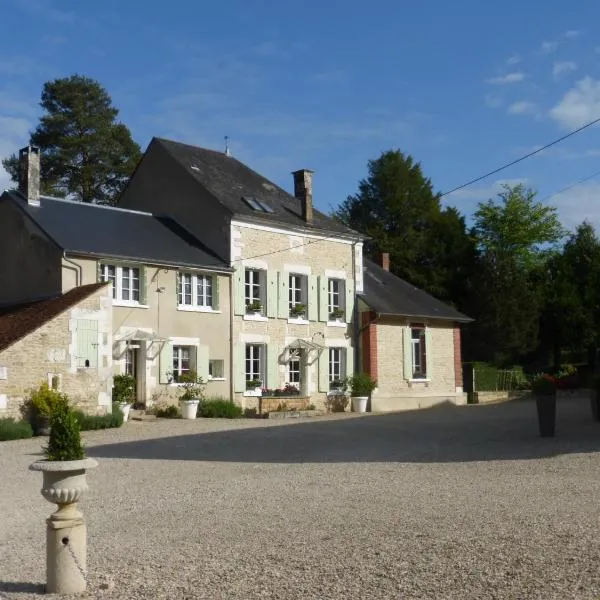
[329,308,345,323]
[246,300,263,316]
[289,303,307,319]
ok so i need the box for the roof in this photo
[360,258,473,323]
[3,191,230,271]
[155,138,360,238]
[0,283,106,353]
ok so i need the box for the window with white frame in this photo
[244,269,265,311]
[288,273,308,316]
[100,264,140,303]
[328,347,346,389]
[328,278,345,317]
[209,359,224,379]
[411,325,427,379]
[178,272,214,308]
[245,344,265,386]
[172,345,194,382]
[125,348,136,377]
[288,350,301,388]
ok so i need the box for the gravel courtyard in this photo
[2,397,600,599]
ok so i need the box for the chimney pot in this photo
[292,169,314,224]
[381,252,390,272]
[18,145,41,206]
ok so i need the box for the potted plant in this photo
[347,372,377,413]
[289,303,307,318]
[532,374,557,437]
[29,397,98,593]
[330,308,345,322]
[26,382,67,435]
[246,300,262,315]
[112,373,136,423]
[178,370,206,419]
[329,378,347,393]
[246,378,262,392]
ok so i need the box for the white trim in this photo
[243,314,268,322]
[169,336,200,346]
[113,301,149,309]
[287,318,309,325]
[327,321,347,328]
[283,264,311,275]
[177,305,221,314]
[242,259,268,270]
[208,377,226,382]
[240,333,270,344]
[324,337,351,348]
[231,219,357,245]
[410,379,431,384]
[325,269,347,279]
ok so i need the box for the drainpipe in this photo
[62,252,82,288]
[229,272,235,403]
[352,241,359,374]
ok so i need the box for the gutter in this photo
[62,252,82,287]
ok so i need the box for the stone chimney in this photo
[18,146,41,206]
[292,169,314,224]
[381,252,390,272]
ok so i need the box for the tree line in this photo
[4,75,592,371]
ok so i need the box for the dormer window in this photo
[242,196,274,213]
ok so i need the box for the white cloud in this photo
[507,101,539,116]
[485,72,525,85]
[550,181,600,231]
[540,40,559,55]
[553,60,577,79]
[506,54,521,65]
[563,30,580,39]
[485,94,503,108]
[550,76,600,128]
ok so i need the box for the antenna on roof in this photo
[224,135,231,157]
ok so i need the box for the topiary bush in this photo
[0,418,33,441]
[43,399,85,461]
[198,398,242,418]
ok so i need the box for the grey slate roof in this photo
[156,138,360,238]
[3,191,230,271]
[360,258,472,323]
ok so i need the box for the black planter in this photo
[535,394,556,437]
[591,391,600,422]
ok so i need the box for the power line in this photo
[540,168,600,204]
[441,116,600,198]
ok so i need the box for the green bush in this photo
[112,374,136,404]
[346,372,377,397]
[27,382,68,417]
[0,418,33,441]
[44,400,85,461]
[74,405,123,431]
[154,404,180,418]
[198,398,242,418]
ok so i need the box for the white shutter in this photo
[76,320,98,368]
[159,341,173,384]
[266,270,278,318]
[318,276,328,322]
[234,343,246,392]
[196,345,210,381]
[318,349,329,392]
[307,275,318,321]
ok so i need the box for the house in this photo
[119,138,364,410]
[0,283,113,419]
[359,255,472,411]
[0,146,233,409]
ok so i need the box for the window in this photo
[172,345,194,382]
[329,347,346,388]
[245,344,265,385]
[178,272,214,308]
[125,348,136,377]
[242,195,274,213]
[288,351,301,388]
[244,269,264,310]
[411,325,427,379]
[209,359,225,379]
[328,278,345,316]
[289,273,307,316]
[101,264,140,303]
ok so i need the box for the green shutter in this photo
[425,327,433,380]
[267,345,279,389]
[318,276,328,322]
[234,343,246,392]
[345,347,354,380]
[212,275,219,310]
[278,272,289,319]
[345,280,355,324]
[266,270,278,318]
[307,275,318,321]
[159,341,173,384]
[318,348,329,392]
[233,267,245,315]
[196,345,209,381]
[76,320,98,368]
[139,266,147,304]
[403,327,412,380]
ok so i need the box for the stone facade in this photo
[0,286,113,420]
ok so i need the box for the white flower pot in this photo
[180,399,200,419]
[118,402,131,422]
[351,396,368,413]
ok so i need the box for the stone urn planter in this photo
[180,399,200,420]
[118,402,132,423]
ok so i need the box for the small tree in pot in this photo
[532,374,557,437]
[112,373,136,422]
[178,370,206,419]
[346,372,377,413]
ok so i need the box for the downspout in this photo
[229,270,235,403]
[62,252,82,288]
[352,241,359,374]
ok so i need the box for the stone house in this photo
[0,146,233,408]
[0,283,113,419]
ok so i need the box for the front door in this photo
[125,343,146,405]
[287,349,306,395]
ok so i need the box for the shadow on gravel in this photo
[88,397,600,464]
[0,581,45,594]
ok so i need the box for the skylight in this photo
[242,196,274,213]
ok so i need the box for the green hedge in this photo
[73,405,123,431]
[0,418,34,441]
[198,399,242,419]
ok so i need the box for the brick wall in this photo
[361,311,378,379]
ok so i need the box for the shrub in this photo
[154,404,180,418]
[0,418,33,441]
[198,398,242,418]
[177,371,206,401]
[531,374,557,396]
[74,405,123,431]
[43,400,85,461]
[327,395,349,413]
[347,372,377,397]
[28,382,68,417]
[112,374,136,404]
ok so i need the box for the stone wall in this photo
[0,286,113,420]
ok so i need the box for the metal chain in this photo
[65,538,88,585]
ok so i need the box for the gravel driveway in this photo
[2,397,600,599]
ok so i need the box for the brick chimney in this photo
[18,146,41,206]
[381,252,390,272]
[292,169,314,224]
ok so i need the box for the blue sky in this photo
[2,0,600,230]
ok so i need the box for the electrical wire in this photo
[539,169,600,204]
